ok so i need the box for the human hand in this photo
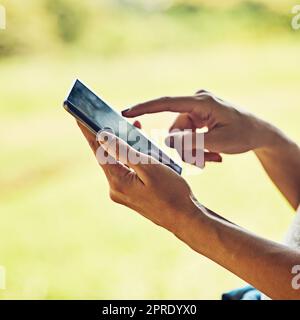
[122,90,271,166]
[77,122,199,234]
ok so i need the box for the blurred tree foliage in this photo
[45,0,87,43]
[0,0,297,58]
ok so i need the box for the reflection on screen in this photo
[66,80,182,174]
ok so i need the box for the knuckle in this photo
[195,90,213,100]
[109,190,118,202]
[196,89,207,95]
[159,96,172,101]
[109,190,125,205]
[109,177,124,193]
[203,92,213,100]
[197,93,214,106]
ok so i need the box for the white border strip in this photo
[0,265,5,290]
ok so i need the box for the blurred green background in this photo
[0,0,299,299]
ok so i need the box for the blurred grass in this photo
[1,0,299,58]
[0,0,300,299]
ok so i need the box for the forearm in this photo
[254,119,300,210]
[174,206,300,300]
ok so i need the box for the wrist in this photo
[169,202,200,236]
[170,197,210,253]
[250,116,285,152]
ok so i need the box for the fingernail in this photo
[121,108,131,115]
